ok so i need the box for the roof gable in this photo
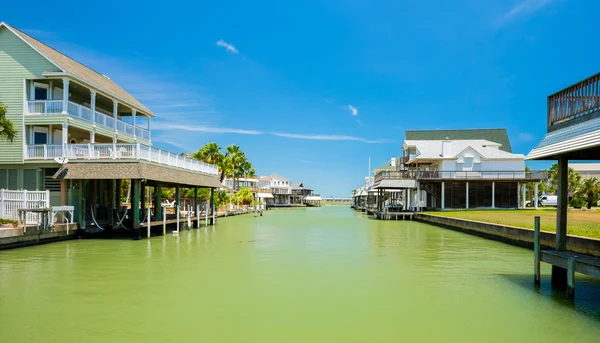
[0,22,153,116]
[405,128,512,153]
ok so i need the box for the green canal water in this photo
[1,207,600,342]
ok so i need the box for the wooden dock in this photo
[366,209,414,220]
[534,216,600,298]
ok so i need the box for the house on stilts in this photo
[0,22,222,239]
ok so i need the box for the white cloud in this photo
[348,105,358,116]
[216,39,239,54]
[498,0,551,23]
[518,133,535,142]
[271,132,390,144]
[158,124,262,135]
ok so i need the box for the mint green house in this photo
[0,22,221,237]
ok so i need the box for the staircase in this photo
[421,182,442,201]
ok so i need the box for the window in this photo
[34,87,48,100]
[463,157,474,170]
[34,132,47,144]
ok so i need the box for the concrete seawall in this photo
[0,229,78,250]
[415,214,600,258]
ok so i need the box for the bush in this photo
[570,197,585,209]
[0,218,16,224]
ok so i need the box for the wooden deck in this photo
[534,216,600,298]
[366,209,414,220]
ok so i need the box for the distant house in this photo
[569,163,600,181]
[365,129,546,211]
[258,174,292,204]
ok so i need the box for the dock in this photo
[366,209,414,220]
[534,216,600,298]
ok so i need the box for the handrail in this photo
[26,100,150,140]
[548,72,600,128]
[24,144,218,176]
[374,170,547,181]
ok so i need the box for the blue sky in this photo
[4,0,599,196]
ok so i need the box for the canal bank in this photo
[415,213,600,257]
[1,207,600,342]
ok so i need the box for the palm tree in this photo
[0,102,17,142]
[226,145,245,190]
[191,142,223,165]
[576,178,600,209]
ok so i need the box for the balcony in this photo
[548,72,600,130]
[25,143,219,176]
[26,100,150,141]
[374,170,547,181]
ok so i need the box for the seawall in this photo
[415,214,600,257]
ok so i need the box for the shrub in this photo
[570,197,585,209]
[0,218,16,224]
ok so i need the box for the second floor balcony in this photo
[24,143,219,176]
[547,72,600,130]
[26,100,150,141]
[375,170,547,182]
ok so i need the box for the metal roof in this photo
[527,115,600,160]
[405,128,512,152]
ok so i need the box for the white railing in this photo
[0,189,50,224]
[24,144,219,176]
[26,100,150,141]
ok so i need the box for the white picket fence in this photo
[0,189,50,224]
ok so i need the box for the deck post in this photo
[567,257,575,299]
[521,182,527,209]
[155,183,162,221]
[552,156,569,288]
[140,182,146,215]
[465,182,469,209]
[534,182,539,209]
[147,206,151,238]
[162,204,166,235]
[534,216,541,285]
[517,182,521,209]
[115,179,122,212]
[132,179,141,240]
[441,182,445,210]
[491,182,495,209]
[556,156,568,251]
[193,187,198,228]
[416,182,421,212]
[175,184,180,233]
[210,188,215,225]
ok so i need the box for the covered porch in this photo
[53,161,222,239]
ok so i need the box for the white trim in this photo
[0,23,154,117]
[44,72,155,117]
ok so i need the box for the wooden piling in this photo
[534,216,541,285]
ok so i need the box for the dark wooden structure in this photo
[528,72,600,298]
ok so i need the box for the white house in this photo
[258,174,292,204]
[400,135,544,210]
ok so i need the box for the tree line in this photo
[527,164,600,209]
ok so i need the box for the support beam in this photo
[113,101,118,121]
[210,188,215,225]
[521,183,527,209]
[90,130,95,143]
[60,179,68,206]
[193,187,198,228]
[115,179,122,211]
[62,78,69,114]
[155,183,162,221]
[90,90,96,123]
[534,182,539,209]
[62,123,68,146]
[517,182,521,209]
[556,157,568,251]
[416,182,421,212]
[132,179,141,240]
[140,182,146,216]
[491,182,495,209]
[175,184,181,228]
[441,182,445,210]
[466,182,469,209]
[534,216,540,285]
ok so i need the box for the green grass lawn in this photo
[423,209,600,239]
